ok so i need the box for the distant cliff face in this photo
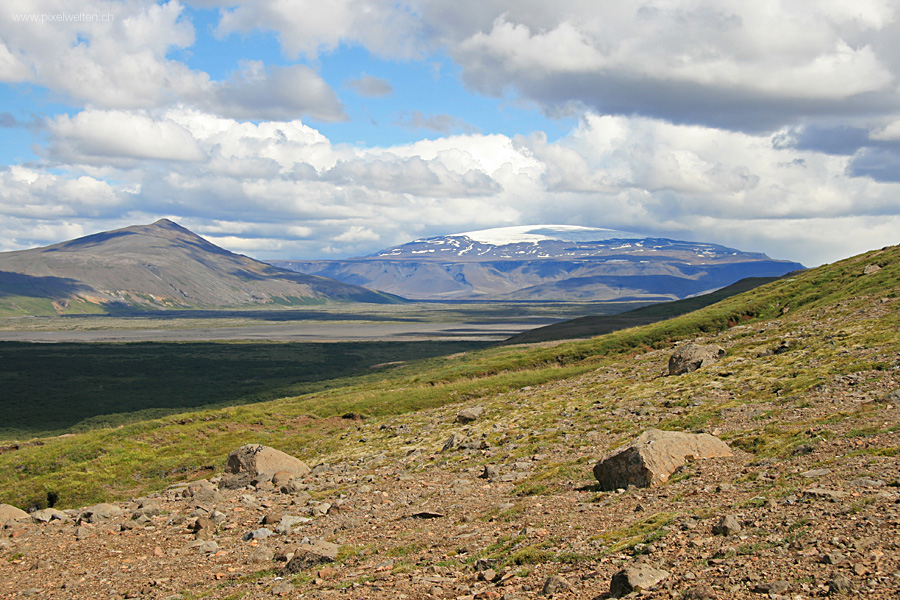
[0,219,402,315]
[271,225,805,301]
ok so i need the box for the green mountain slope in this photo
[501,276,785,345]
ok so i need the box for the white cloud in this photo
[11,105,900,267]
[204,61,347,122]
[214,0,424,59]
[0,1,345,121]
[47,109,207,163]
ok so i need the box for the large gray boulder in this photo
[225,444,310,480]
[668,343,726,375]
[593,429,732,490]
[0,503,30,524]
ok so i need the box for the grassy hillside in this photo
[501,276,784,345]
[0,244,896,511]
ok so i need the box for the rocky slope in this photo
[272,225,804,301]
[0,219,401,315]
[1,245,898,599]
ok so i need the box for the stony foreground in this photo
[2,311,900,599]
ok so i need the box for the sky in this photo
[2,1,900,267]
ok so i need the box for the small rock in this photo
[81,503,123,523]
[457,406,484,424]
[197,541,219,554]
[828,576,853,595]
[442,432,467,451]
[248,545,275,563]
[801,468,832,478]
[682,584,717,600]
[863,264,881,275]
[275,515,311,534]
[848,478,885,488]
[243,528,273,541]
[271,581,294,596]
[712,514,742,536]
[803,488,849,501]
[284,540,339,573]
[668,343,726,375]
[541,574,572,596]
[823,552,846,565]
[609,565,669,597]
[308,502,331,517]
[479,465,500,480]
[752,581,790,595]
[31,508,68,523]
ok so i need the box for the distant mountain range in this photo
[271,225,805,301]
[0,219,401,315]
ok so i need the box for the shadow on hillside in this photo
[0,271,95,299]
[0,339,489,439]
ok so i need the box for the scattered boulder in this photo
[609,565,670,597]
[668,343,726,375]
[880,389,900,404]
[442,432,467,452]
[828,576,854,595]
[191,517,217,540]
[185,480,224,505]
[31,508,68,523]
[863,264,881,276]
[284,540,339,573]
[272,471,295,486]
[593,429,732,490]
[81,503,124,523]
[248,545,275,563]
[243,528,273,541]
[479,465,500,480]
[803,488,849,502]
[712,514,742,536]
[541,574,573,596]
[752,581,790,595]
[683,584,717,599]
[275,515,310,535]
[226,444,310,481]
[0,504,30,524]
[456,406,484,424]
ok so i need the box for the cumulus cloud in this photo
[46,109,207,164]
[0,0,346,121]
[213,0,424,59]
[205,61,347,122]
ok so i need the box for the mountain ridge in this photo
[0,219,402,315]
[273,225,805,301]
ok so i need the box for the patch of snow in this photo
[457,225,643,246]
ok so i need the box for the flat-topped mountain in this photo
[0,219,401,315]
[272,225,805,301]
